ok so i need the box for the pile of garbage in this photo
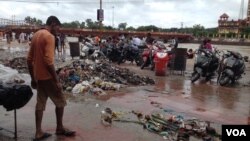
[57,60,155,94]
[1,57,155,95]
[3,57,28,73]
[101,108,221,141]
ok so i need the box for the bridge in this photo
[0,25,193,42]
[0,18,27,26]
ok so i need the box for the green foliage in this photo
[126,26,136,31]
[85,19,100,29]
[103,25,114,30]
[136,25,159,32]
[24,16,43,26]
[192,24,205,37]
[118,22,127,30]
[23,16,221,37]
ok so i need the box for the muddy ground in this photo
[0,41,250,141]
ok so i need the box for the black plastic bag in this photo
[0,84,33,111]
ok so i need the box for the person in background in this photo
[131,36,141,50]
[78,34,84,43]
[199,38,207,50]
[204,39,212,51]
[27,16,75,141]
[6,30,12,44]
[173,37,178,49]
[145,33,154,45]
[60,33,66,62]
[187,49,194,59]
[94,36,100,46]
[55,35,62,60]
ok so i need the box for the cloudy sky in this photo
[0,0,248,28]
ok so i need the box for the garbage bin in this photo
[69,42,80,59]
[154,52,170,76]
[172,48,187,71]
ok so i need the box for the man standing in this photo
[27,16,75,141]
[145,33,154,45]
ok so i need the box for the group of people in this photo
[18,32,34,43]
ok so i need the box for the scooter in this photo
[217,50,247,86]
[141,42,168,70]
[191,49,220,83]
[140,44,163,70]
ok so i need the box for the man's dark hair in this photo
[46,16,61,26]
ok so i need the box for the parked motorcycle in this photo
[106,44,123,62]
[141,43,166,70]
[217,50,247,86]
[80,41,96,57]
[118,44,143,66]
[191,49,220,83]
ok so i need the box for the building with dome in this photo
[218,0,250,37]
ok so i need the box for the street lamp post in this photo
[112,6,114,28]
[99,0,103,29]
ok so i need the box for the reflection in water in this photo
[190,84,217,108]
[154,77,166,91]
[190,83,239,110]
[216,87,238,110]
[183,80,191,95]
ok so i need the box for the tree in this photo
[85,19,94,28]
[36,19,43,26]
[24,16,32,24]
[103,25,114,30]
[85,19,99,29]
[80,22,85,28]
[137,25,159,32]
[62,21,78,28]
[192,24,205,37]
[24,16,43,26]
[118,22,127,30]
[126,26,135,31]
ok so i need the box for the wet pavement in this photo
[0,41,250,141]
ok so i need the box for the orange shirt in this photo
[27,29,55,81]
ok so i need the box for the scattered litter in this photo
[95,103,100,108]
[112,109,221,141]
[161,91,170,94]
[148,95,159,97]
[162,135,168,140]
[150,101,162,108]
[3,57,28,73]
[101,107,113,126]
[144,88,157,92]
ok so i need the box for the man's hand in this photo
[31,79,37,89]
[55,82,63,95]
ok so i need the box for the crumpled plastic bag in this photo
[0,64,18,82]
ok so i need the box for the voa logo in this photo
[226,129,247,136]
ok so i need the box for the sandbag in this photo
[0,84,33,111]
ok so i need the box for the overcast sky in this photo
[0,0,248,28]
